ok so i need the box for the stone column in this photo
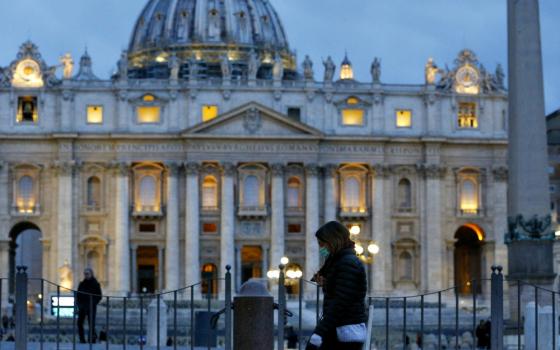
[323,164,338,224]
[270,164,285,267]
[422,164,446,291]
[305,164,320,282]
[507,0,556,320]
[165,163,180,291]
[116,91,129,131]
[371,165,389,294]
[220,163,236,290]
[491,167,508,267]
[185,162,200,287]
[0,162,10,289]
[114,163,131,295]
[54,161,74,288]
[131,247,138,293]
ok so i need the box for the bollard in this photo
[234,280,274,350]
[15,266,28,350]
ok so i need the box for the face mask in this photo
[319,247,330,258]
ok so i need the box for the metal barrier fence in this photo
[6,265,233,350]
[3,265,560,350]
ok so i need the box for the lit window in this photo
[202,105,219,122]
[87,106,103,124]
[86,176,101,208]
[202,176,218,208]
[137,106,161,124]
[243,175,259,208]
[287,177,301,208]
[460,179,479,214]
[17,176,35,213]
[347,97,359,105]
[458,102,478,128]
[201,264,218,294]
[202,223,218,234]
[288,224,302,234]
[143,94,156,102]
[396,110,412,128]
[342,109,364,126]
[16,97,38,123]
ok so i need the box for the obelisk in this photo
[506,0,555,321]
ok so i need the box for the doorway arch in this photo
[9,222,43,296]
[454,224,484,295]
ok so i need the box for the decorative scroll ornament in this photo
[505,214,555,243]
[243,108,262,134]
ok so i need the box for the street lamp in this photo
[349,223,380,264]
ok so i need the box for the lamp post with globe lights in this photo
[349,224,380,264]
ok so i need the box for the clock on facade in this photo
[455,64,480,95]
[13,59,43,88]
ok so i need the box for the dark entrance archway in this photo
[9,222,43,296]
[454,224,484,295]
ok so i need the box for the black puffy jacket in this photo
[313,247,368,338]
[77,278,102,309]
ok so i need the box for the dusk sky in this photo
[0,0,558,113]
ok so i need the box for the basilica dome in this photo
[127,0,296,79]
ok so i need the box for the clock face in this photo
[455,65,480,94]
[16,59,41,82]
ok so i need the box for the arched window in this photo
[18,176,34,210]
[243,175,259,208]
[87,176,101,208]
[287,177,301,208]
[139,176,157,210]
[202,176,218,208]
[399,252,413,281]
[460,179,478,214]
[398,179,412,209]
[344,176,360,209]
[201,263,218,295]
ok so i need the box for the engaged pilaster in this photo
[165,162,180,291]
[270,164,285,268]
[220,163,236,290]
[305,164,320,282]
[185,162,200,287]
[323,164,338,224]
[113,162,131,295]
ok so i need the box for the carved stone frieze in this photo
[372,164,390,178]
[420,164,447,179]
[221,162,236,177]
[184,162,200,176]
[492,166,508,182]
[243,108,262,134]
[305,163,320,177]
[271,163,285,177]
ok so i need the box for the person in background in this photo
[77,268,102,344]
[306,221,368,350]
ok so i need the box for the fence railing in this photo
[3,265,559,350]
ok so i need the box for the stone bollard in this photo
[147,298,168,346]
[524,302,554,350]
[234,280,274,350]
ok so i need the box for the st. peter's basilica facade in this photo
[0,0,508,298]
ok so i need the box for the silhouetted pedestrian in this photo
[77,268,102,344]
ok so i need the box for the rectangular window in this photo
[16,96,38,123]
[396,110,412,128]
[287,224,302,234]
[287,107,301,121]
[458,102,478,128]
[87,105,103,124]
[202,222,218,234]
[341,109,364,126]
[202,105,219,122]
[137,106,161,123]
[139,223,156,233]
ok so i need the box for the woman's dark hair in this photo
[315,221,355,253]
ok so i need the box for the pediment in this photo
[183,102,323,138]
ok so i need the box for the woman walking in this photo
[306,221,368,350]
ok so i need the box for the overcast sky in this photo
[0,0,558,113]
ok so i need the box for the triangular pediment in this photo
[183,102,323,138]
